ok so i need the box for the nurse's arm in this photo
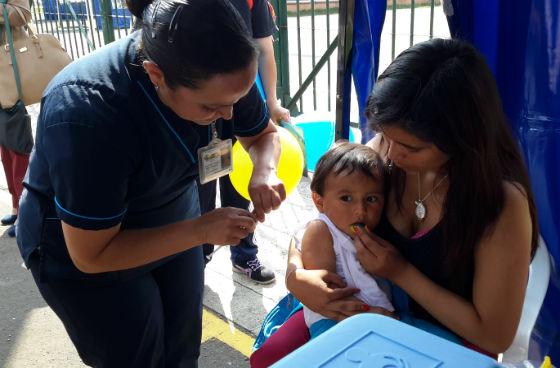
[236,120,285,222]
[61,206,256,273]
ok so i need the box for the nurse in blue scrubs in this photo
[15,0,285,366]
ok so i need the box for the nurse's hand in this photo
[197,207,256,246]
[248,169,286,222]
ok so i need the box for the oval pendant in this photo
[414,200,426,221]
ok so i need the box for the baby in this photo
[295,142,394,338]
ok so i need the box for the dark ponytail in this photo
[126,0,257,89]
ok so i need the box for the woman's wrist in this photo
[251,166,277,177]
[188,217,207,246]
[389,260,414,287]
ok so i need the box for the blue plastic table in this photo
[273,314,500,367]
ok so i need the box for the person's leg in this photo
[7,150,30,237]
[152,247,204,368]
[219,175,275,283]
[29,254,167,368]
[10,150,29,209]
[1,148,21,236]
[0,146,17,212]
[197,179,217,263]
[250,309,309,368]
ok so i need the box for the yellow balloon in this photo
[230,126,305,201]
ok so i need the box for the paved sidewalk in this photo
[0,104,317,367]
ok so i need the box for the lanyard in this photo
[210,122,218,142]
[136,81,195,163]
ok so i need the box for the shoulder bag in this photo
[0,0,72,108]
[0,1,33,154]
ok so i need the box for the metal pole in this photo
[410,0,415,46]
[429,0,435,39]
[272,0,291,111]
[100,0,114,43]
[334,0,354,140]
[296,0,303,112]
[391,0,396,60]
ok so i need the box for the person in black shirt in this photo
[200,0,288,284]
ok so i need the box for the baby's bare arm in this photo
[301,220,337,273]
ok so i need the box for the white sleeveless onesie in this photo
[295,213,394,327]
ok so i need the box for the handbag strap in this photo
[1,0,23,101]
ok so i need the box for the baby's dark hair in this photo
[310,142,385,196]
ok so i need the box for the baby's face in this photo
[315,171,384,238]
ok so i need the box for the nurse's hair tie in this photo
[168,4,184,44]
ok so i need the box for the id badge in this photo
[198,138,233,184]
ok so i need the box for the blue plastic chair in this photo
[502,236,552,363]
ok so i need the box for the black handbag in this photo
[0,100,33,154]
[0,0,33,154]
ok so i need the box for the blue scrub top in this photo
[17,32,269,280]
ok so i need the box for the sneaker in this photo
[232,258,276,284]
[7,225,16,238]
[1,214,17,226]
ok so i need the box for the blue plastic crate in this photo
[273,314,500,368]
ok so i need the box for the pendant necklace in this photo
[414,173,448,222]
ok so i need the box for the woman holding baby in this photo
[251,37,538,367]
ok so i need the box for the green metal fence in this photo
[30,0,132,58]
[29,0,448,118]
[270,0,447,117]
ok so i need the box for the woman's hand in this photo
[342,296,399,321]
[287,268,366,322]
[196,207,256,246]
[248,169,286,222]
[353,226,409,282]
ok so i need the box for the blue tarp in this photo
[350,0,559,361]
[446,0,560,361]
[347,0,386,143]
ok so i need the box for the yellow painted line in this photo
[201,308,255,357]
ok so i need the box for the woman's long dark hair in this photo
[126,0,257,89]
[365,38,538,276]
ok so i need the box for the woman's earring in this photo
[154,84,159,91]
